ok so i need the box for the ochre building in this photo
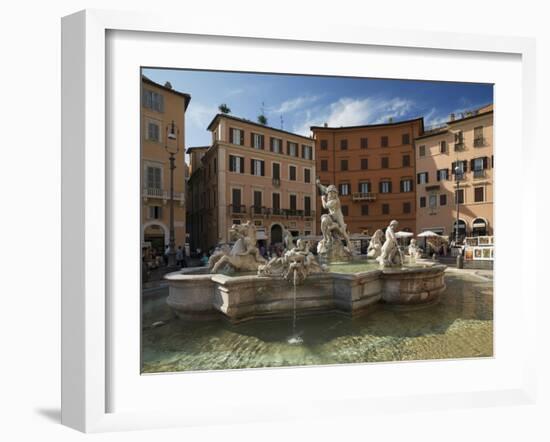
[312,118,424,235]
[415,105,494,240]
[141,76,191,252]
[187,114,317,252]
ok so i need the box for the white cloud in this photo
[292,96,415,136]
[186,102,218,132]
[270,95,321,114]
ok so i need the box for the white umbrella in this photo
[395,231,413,238]
[417,230,440,237]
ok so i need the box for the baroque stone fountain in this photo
[165,180,447,324]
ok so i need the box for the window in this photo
[381,157,389,168]
[359,182,370,193]
[231,128,244,145]
[440,140,447,153]
[452,161,468,178]
[402,154,410,167]
[361,158,368,170]
[272,193,280,211]
[321,159,328,172]
[382,204,389,215]
[289,194,297,210]
[474,126,484,147]
[251,133,264,149]
[302,145,313,160]
[429,194,437,209]
[401,179,413,193]
[474,186,484,202]
[320,139,328,150]
[270,137,282,153]
[417,172,429,184]
[455,189,465,204]
[143,89,164,112]
[341,205,349,216]
[304,168,311,183]
[304,196,312,216]
[403,202,411,214]
[419,196,426,208]
[340,139,348,150]
[287,142,298,157]
[146,121,160,142]
[251,159,265,176]
[440,194,447,206]
[146,166,162,189]
[437,169,449,181]
[229,155,244,173]
[232,188,242,210]
[253,191,262,213]
[379,181,392,193]
[402,133,410,145]
[381,136,389,147]
[473,157,485,171]
[361,204,369,216]
[272,163,280,180]
[289,165,297,181]
[340,159,348,171]
[148,205,162,219]
[339,183,350,196]
[419,145,426,157]
[360,137,369,149]
[454,131,464,150]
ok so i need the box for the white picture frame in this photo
[61,9,538,433]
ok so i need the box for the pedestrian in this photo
[176,246,184,268]
[163,244,170,266]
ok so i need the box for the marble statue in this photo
[377,220,402,268]
[258,239,326,284]
[367,229,384,259]
[209,221,266,273]
[315,179,352,262]
[282,225,295,251]
[407,238,422,262]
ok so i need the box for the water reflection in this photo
[141,272,493,373]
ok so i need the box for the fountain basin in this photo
[165,261,446,324]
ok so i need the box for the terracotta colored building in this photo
[311,118,424,235]
[187,114,317,252]
[140,76,191,252]
[415,105,494,240]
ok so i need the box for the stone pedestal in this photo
[318,239,351,264]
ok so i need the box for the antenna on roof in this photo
[280,115,284,130]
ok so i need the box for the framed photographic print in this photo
[61,9,538,433]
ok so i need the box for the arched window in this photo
[451,219,467,242]
[472,218,488,237]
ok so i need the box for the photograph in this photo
[140,68,494,374]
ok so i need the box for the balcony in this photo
[142,187,185,206]
[250,205,270,218]
[227,204,247,216]
[454,142,465,151]
[266,208,316,219]
[352,192,377,202]
[272,177,281,188]
[473,169,486,179]
[473,137,485,147]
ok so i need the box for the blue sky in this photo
[143,68,493,149]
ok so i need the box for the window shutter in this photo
[483,157,488,169]
[269,137,273,152]
[436,170,440,181]
[250,159,254,174]
[451,162,456,174]
[462,160,468,172]
[417,174,421,184]
[286,142,290,155]
[379,182,383,193]
[261,161,265,176]
[446,168,449,178]
[470,159,475,171]
[388,181,393,193]
[251,133,254,147]
[229,155,233,172]
[261,135,265,150]
[240,130,244,146]
[240,157,245,173]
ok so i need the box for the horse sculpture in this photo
[208,221,266,274]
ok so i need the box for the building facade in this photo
[415,105,493,240]
[141,76,191,252]
[187,114,317,252]
[311,118,424,235]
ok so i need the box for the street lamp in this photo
[454,163,463,268]
[165,120,180,268]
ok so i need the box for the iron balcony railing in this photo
[228,204,247,215]
[454,142,465,151]
[473,137,485,147]
[473,169,486,179]
[142,187,185,205]
[352,192,377,201]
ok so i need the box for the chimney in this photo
[388,117,394,123]
[323,122,328,127]
[450,113,455,121]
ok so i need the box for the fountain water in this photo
[287,268,303,345]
